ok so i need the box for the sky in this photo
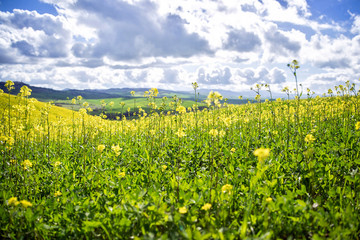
[0,0,359,95]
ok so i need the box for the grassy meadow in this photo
[0,78,360,239]
[49,96,207,119]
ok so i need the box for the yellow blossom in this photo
[54,191,62,197]
[20,200,32,208]
[175,128,186,138]
[209,129,218,137]
[356,122,360,130]
[266,197,273,202]
[219,130,225,138]
[221,184,233,194]
[7,197,19,206]
[111,145,122,156]
[304,134,316,143]
[54,161,62,168]
[201,203,212,211]
[5,80,15,91]
[22,160,32,170]
[118,172,126,178]
[20,86,32,97]
[230,148,236,153]
[161,165,167,171]
[253,148,270,162]
[179,207,187,214]
[223,117,231,127]
[79,108,87,115]
[176,106,186,114]
[97,144,106,153]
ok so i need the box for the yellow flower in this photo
[179,207,187,214]
[111,145,122,156]
[97,144,106,153]
[22,160,32,170]
[207,91,222,100]
[175,128,186,138]
[7,197,19,206]
[201,203,212,211]
[20,86,32,97]
[54,161,62,168]
[219,130,225,138]
[79,108,87,115]
[20,200,32,208]
[230,148,236,153]
[54,191,62,197]
[118,172,126,178]
[130,91,135,96]
[5,80,15,91]
[355,122,360,130]
[221,184,233,194]
[253,148,270,162]
[209,129,218,137]
[176,106,186,114]
[223,117,231,127]
[77,95,83,100]
[304,134,316,143]
[266,197,273,202]
[161,165,167,171]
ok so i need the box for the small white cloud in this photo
[351,15,360,34]
[197,66,232,85]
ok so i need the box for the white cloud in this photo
[351,15,360,34]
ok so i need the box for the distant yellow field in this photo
[0,92,84,122]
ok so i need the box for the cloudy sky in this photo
[0,0,359,94]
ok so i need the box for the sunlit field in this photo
[1,76,360,239]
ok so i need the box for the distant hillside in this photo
[0,81,266,104]
[0,82,205,101]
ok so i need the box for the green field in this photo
[1,80,360,239]
[49,96,208,118]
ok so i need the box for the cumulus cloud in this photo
[161,69,180,84]
[67,0,211,61]
[224,28,261,52]
[235,66,286,85]
[197,67,232,85]
[0,9,71,61]
[351,15,360,35]
[264,24,301,56]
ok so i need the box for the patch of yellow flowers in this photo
[7,197,32,208]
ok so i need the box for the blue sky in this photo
[0,0,359,95]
